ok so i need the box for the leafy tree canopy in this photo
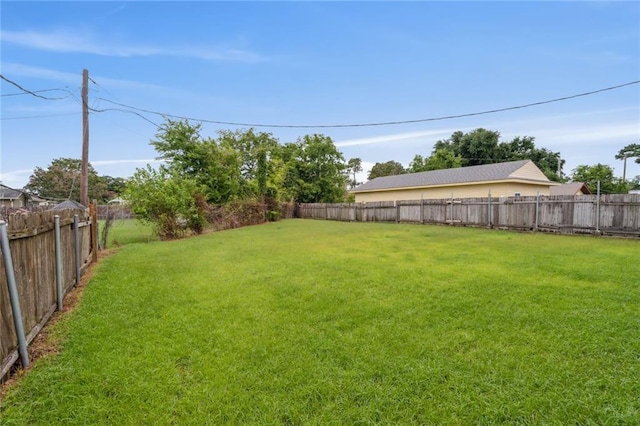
[367,161,406,180]
[150,119,242,204]
[346,158,363,189]
[148,119,348,204]
[430,129,565,181]
[570,163,628,194]
[407,149,463,173]
[284,134,347,203]
[125,165,206,239]
[615,143,640,163]
[24,157,112,203]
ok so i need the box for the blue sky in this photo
[1,1,639,190]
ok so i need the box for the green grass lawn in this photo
[100,219,158,247]
[1,220,639,424]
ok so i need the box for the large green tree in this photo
[367,161,406,180]
[407,149,463,173]
[431,129,564,181]
[497,136,564,181]
[217,128,280,198]
[615,143,640,181]
[434,128,500,167]
[570,164,628,194]
[615,143,640,164]
[346,158,363,189]
[283,134,347,203]
[151,119,241,204]
[24,157,109,203]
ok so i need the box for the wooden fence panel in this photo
[1,208,95,381]
[423,199,447,224]
[398,200,421,223]
[298,195,640,237]
[365,201,397,222]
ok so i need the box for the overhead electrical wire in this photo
[0,74,76,100]
[2,72,638,129]
[1,88,73,97]
[1,112,80,120]
[92,79,640,129]
[89,104,161,128]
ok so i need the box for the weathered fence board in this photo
[299,194,640,237]
[1,208,95,381]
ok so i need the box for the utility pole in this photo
[622,155,627,182]
[80,69,89,206]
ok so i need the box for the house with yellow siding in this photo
[351,160,559,202]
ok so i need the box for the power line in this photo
[1,88,73,97]
[1,112,80,120]
[88,104,161,128]
[93,79,640,129]
[0,75,75,100]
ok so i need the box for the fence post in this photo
[90,201,98,262]
[596,181,601,234]
[54,215,63,311]
[535,191,540,231]
[450,193,454,225]
[421,194,424,224]
[395,201,399,224]
[73,214,80,286]
[0,221,30,368]
[488,191,492,228]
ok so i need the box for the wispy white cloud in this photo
[1,63,166,91]
[91,159,164,166]
[0,169,33,188]
[1,29,266,62]
[335,128,465,148]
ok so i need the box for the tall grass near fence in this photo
[1,220,638,423]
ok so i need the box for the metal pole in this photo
[74,214,81,286]
[0,221,30,368]
[54,216,63,311]
[596,181,601,233]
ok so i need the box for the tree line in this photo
[23,122,639,238]
[367,130,640,195]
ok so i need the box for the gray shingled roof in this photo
[353,160,542,192]
[0,184,27,200]
[50,200,87,210]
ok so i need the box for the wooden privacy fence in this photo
[298,194,640,237]
[0,207,97,381]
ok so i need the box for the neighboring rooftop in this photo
[550,182,592,196]
[0,184,27,200]
[50,200,87,210]
[352,160,553,192]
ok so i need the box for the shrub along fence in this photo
[298,194,640,237]
[0,207,97,381]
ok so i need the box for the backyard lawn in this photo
[1,220,638,424]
